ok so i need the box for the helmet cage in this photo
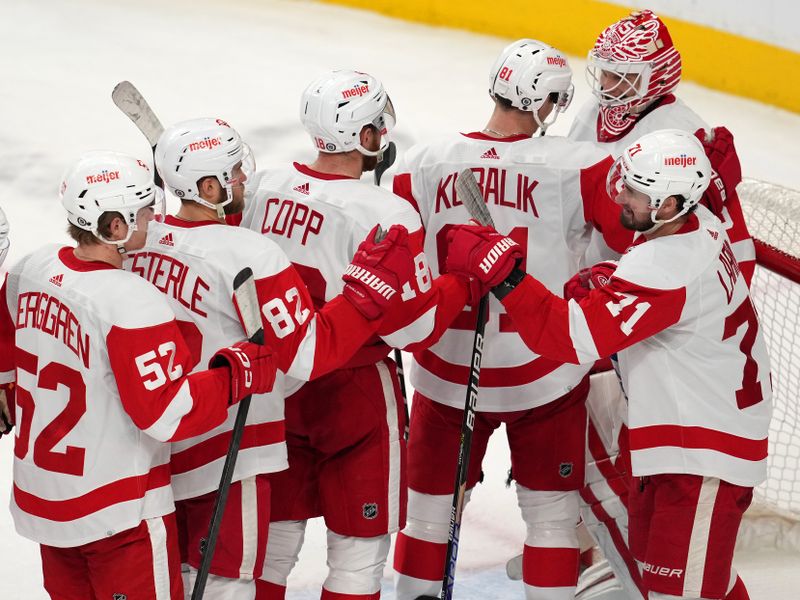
[586,54,652,107]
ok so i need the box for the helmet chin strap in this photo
[193,186,232,220]
[646,203,691,233]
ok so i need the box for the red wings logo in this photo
[596,19,660,61]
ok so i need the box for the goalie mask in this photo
[607,129,711,227]
[155,118,255,219]
[59,151,164,248]
[587,10,681,108]
[489,39,574,133]
[300,70,396,157]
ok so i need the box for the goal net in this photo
[737,178,800,552]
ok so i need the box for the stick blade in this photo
[454,169,494,227]
[112,81,165,145]
[374,141,397,186]
[233,267,264,344]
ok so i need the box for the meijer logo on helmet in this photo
[188,137,223,152]
[342,83,370,99]
[664,154,697,168]
[85,170,120,185]
[546,56,567,68]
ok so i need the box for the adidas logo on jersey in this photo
[293,182,310,195]
[159,233,174,246]
[480,147,500,159]
[49,274,64,287]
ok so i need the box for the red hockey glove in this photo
[210,341,277,405]
[342,224,413,320]
[563,261,618,302]
[444,224,523,303]
[694,126,742,216]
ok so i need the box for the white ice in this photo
[1,0,799,597]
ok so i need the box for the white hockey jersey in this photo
[394,132,635,412]
[238,163,469,392]
[569,95,756,277]
[0,246,233,547]
[127,216,379,499]
[501,206,772,486]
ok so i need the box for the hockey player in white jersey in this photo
[0,151,277,600]
[568,11,757,597]
[390,40,639,600]
[129,116,420,599]
[445,129,767,600]
[238,70,470,600]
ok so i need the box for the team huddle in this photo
[0,9,772,600]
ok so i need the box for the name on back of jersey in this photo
[129,252,210,318]
[436,168,540,216]
[258,197,324,246]
[16,292,90,368]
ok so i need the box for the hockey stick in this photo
[373,141,410,439]
[111,81,165,187]
[192,268,265,600]
[434,169,492,600]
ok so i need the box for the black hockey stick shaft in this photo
[436,169,493,599]
[192,268,264,600]
[439,297,487,600]
[373,142,410,439]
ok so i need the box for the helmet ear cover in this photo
[300,69,395,157]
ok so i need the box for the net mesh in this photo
[739,178,800,521]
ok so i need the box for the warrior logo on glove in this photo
[342,264,397,302]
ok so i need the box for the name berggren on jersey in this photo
[16,291,90,368]
[435,168,540,216]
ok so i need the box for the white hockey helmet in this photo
[586,10,682,110]
[59,151,162,246]
[489,39,574,133]
[607,129,711,224]
[155,117,255,218]
[300,70,396,156]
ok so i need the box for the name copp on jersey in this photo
[503,206,772,485]
[126,216,376,499]
[239,163,468,388]
[0,246,232,547]
[394,132,633,412]
[569,95,756,278]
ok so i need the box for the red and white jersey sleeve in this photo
[238,163,468,391]
[127,216,377,499]
[569,96,756,279]
[502,207,771,485]
[394,132,631,412]
[4,246,232,547]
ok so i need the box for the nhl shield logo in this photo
[559,462,574,478]
[362,503,378,520]
[113,594,128,600]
